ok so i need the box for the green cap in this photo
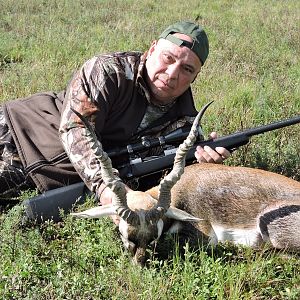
[159,21,209,65]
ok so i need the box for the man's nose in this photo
[166,63,180,80]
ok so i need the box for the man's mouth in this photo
[157,78,174,89]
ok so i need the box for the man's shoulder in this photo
[86,51,143,77]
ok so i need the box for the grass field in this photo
[0,0,300,299]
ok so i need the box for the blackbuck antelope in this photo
[71,108,300,265]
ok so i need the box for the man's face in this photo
[145,33,202,106]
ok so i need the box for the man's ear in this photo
[147,40,158,58]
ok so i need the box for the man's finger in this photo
[195,145,223,163]
[215,147,231,159]
[209,131,218,139]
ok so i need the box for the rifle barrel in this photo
[243,115,300,137]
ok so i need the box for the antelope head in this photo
[70,103,212,265]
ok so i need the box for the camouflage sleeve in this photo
[59,57,119,195]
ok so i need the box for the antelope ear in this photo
[165,207,202,222]
[71,204,117,218]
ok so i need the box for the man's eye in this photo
[163,54,173,63]
[183,66,194,74]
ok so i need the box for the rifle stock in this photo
[23,114,300,223]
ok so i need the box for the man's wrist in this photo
[97,183,108,200]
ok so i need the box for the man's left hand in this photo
[194,132,231,164]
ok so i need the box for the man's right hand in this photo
[99,186,114,206]
[98,184,133,225]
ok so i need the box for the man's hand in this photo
[194,132,231,163]
[98,184,133,225]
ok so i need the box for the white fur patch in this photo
[211,224,261,247]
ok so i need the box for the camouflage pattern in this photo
[0,107,35,198]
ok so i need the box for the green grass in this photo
[1,0,300,298]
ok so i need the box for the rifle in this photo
[23,114,300,223]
